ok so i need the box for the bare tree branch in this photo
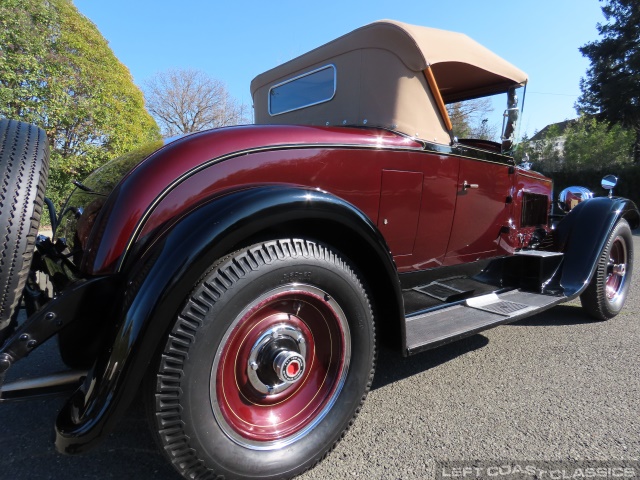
[144,68,251,137]
[447,97,497,141]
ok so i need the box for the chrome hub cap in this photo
[211,284,351,450]
[246,323,307,395]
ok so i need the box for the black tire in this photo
[147,239,376,480]
[0,119,49,340]
[580,219,634,321]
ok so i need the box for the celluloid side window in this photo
[269,65,336,116]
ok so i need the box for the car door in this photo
[375,150,460,272]
[444,153,513,265]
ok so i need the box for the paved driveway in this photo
[1,234,638,479]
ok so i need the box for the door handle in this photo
[462,181,479,190]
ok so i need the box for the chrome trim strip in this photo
[268,64,337,116]
[456,143,513,161]
[446,154,512,167]
[425,149,514,167]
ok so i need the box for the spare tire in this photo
[0,119,49,341]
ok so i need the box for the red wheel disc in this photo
[211,285,351,449]
[606,236,627,301]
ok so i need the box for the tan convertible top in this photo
[251,20,527,143]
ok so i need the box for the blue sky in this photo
[74,0,605,137]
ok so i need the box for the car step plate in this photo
[465,293,535,316]
[405,290,562,355]
[413,282,472,302]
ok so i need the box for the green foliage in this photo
[525,124,564,172]
[563,116,633,170]
[82,140,164,194]
[448,103,472,138]
[577,0,640,162]
[0,0,160,211]
[542,164,640,208]
[524,116,633,172]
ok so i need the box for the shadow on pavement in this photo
[0,392,176,479]
[0,334,491,478]
[0,333,175,479]
[510,304,596,327]
[0,286,626,477]
[371,300,600,392]
[372,334,489,391]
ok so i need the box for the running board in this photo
[405,290,564,355]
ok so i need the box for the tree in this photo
[0,0,160,208]
[562,116,633,170]
[576,0,640,162]
[447,97,497,141]
[144,68,251,137]
[527,124,564,172]
[523,116,633,172]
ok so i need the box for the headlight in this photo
[557,186,593,213]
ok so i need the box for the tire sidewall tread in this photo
[0,119,49,335]
[580,219,634,320]
[149,239,376,480]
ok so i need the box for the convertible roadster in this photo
[0,20,636,480]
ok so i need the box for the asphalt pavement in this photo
[0,234,638,479]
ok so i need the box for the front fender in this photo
[55,185,401,453]
[555,196,639,297]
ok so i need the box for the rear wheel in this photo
[147,239,376,480]
[0,119,49,341]
[580,219,634,320]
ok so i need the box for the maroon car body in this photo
[0,19,637,480]
[78,125,551,276]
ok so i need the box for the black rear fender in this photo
[55,185,402,453]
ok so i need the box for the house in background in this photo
[526,114,635,173]
[529,119,577,151]
[527,118,579,172]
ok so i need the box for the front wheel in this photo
[580,219,634,320]
[147,239,376,480]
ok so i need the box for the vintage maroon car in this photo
[0,20,637,480]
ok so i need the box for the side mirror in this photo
[601,174,618,197]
